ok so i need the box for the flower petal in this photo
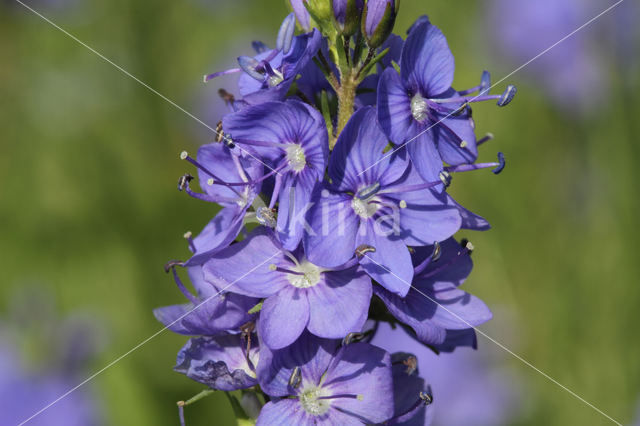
[259,286,310,349]
[401,19,454,97]
[323,342,394,424]
[256,399,310,425]
[356,220,413,297]
[406,127,444,184]
[434,112,478,166]
[377,68,413,144]
[306,268,372,339]
[277,170,319,251]
[304,189,360,268]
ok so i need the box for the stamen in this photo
[386,388,433,424]
[443,152,505,175]
[268,264,306,276]
[165,261,198,305]
[399,200,407,209]
[439,171,452,188]
[316,394,363,401]
[492,152,506,174]
[288,366,302,389]
[377,177,445,195]
[183,231,196,253]
[413,241,441,275]
[477,132,494,146]
[203,67,241,83]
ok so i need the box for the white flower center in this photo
[286,144,307,172]
[287,261,323,288]
[299,386,331,416]
[410,93,429,122]
[351,197,378,219]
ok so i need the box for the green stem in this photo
[333,70,357,149]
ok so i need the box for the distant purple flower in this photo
[175,333,259,391]
[374,238,492,348]
[487,0,603,113]
[371,322,523,425]
[203,229,372,349]
[178,143,263,265]
[304,107,463,296]
[256,332,394,424]
[223,100,328,250]
[378,17,514,182]
[154,265,258,336]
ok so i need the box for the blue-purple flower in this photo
[377,17,514,182]
[223,99,328,250]
[203,229,372,349]
[256,332,394,424]
[374,238,492,348]
[304,106,463,296]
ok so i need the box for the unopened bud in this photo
[332,0,364,36]
[362,0,398,48]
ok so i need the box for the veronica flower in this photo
[174,333,259,391]
[223,99,328,250]
[154,265,258,336]
[377,17,515,182]
[304,106,463,296]
[256,332,393,425]
[203,228,372,349]
[205,14,322,105]
[374,238,492,348]
[178,142,265,265]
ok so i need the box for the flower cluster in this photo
[156,1,515,424]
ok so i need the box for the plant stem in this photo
[333,69,357,149]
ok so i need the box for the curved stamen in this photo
[386,389,433,424]
[377,178,443,195]
[183,231,196,253]
[178,175,239,204]
[288,366,302,389]
[165,261,198,305]
[413,241,441,276]
[269,264,305,276]
[477,133,494,146]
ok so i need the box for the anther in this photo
[355,245,376,259]
[479,70,491,96]
[183,231,196,253]
[403,356,418,375]
[342,332,365,346]
[269,264,277,271]
[439,170,452,188]
[237,56,264,81]
[288,366,302,389]
[399,200,407,209]
[222,133,235,148]
[492,152,505,174]
[431,241,442,262]
[276,13,296,54]
[178,174,194,191]
[419,390,433,405]
[256,207,277,228]
[356,182,381,200]
[164,259,185,273]
[180,151,189,160]
[459,140,468,148]
[207,178,214,186]
[497,85,517,107]
[460,238,474,253]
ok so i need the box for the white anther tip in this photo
[180,151,189,160]
[183,231,192,239]
[399,200,407,209]
[460,140,468,148]
[207,178,214,186]
[268,264,277,271]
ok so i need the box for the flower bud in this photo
[362,0,398,48]
[332,0,364,37]
[290,0,311,31]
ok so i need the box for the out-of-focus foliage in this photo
[1,0,638,425]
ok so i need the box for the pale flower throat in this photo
[299,386,330,416]
[287,261,323,288]
[411,93,429,122]
[286,144,307,172]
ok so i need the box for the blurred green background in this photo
[1,0,638,425]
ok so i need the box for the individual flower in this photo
[223,99,328,250]
[154,265,258,336]
[362,0,397,48]
[371,322,524,425]
[205,15,322,105]
[256,332,394,425]
[377,17,515,182]
[332,0,364,36]
[174,333,259,391]
[203,228,372,349]
[304,106,463,296]
[373,238,492,348]
[178,142,264,265]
